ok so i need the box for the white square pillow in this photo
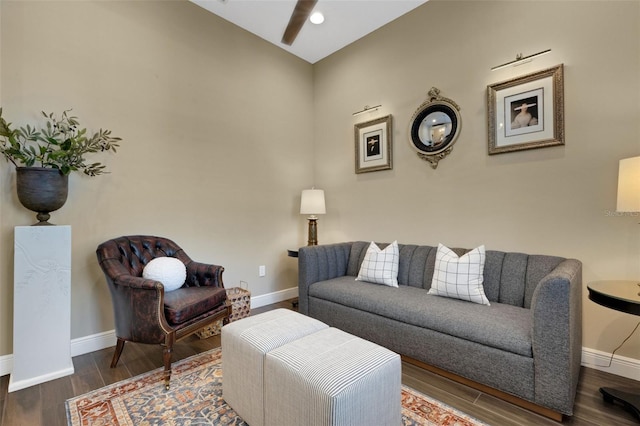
[356,241,399,287]
[142,257,187,292]
[428,243,490,305]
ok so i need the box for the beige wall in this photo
[0,0,639,368]
[0,0,314,355]
[313,1,640,361]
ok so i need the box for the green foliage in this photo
[0,108,122,176]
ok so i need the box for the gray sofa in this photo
[297,241,582,419]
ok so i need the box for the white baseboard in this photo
[0,332,116,378]
[8,366,75,393]
[0,355,12,378]
[0,286,300,377]
[581,347,640,380]
[250,286,298,309]
[70,329,117,358]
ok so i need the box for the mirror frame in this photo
[409,87,461,169]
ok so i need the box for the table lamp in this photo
[300,189,326,246]
[617,156,640,214]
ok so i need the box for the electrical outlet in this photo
[259,265,266,277]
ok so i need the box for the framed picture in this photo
[354,115,392,173]
[487,64,564,155]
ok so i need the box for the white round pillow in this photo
[142,257,186,292]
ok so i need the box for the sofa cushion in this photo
[308,277,532,357]
[356,241,399,287]
[428,244,490,305]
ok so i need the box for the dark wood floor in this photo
[1,300,638,425]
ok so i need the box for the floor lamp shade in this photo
[300,189,325,246]
[617,156,640,212]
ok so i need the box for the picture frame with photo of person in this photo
[354,115,393,173]
[487,64,564,155]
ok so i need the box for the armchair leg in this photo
[111,338,126,368]
[162,346,172,390]
[162,335,175,390]
[222,301,232,326]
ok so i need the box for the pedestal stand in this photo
[9,225,74,392]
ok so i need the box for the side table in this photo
[287,249,299,308]
[587,280,640,420]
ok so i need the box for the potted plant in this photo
[0,108,122,225]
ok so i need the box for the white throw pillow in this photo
[142,257,186,292]
[428,243,490,305]
[356,241,399,287]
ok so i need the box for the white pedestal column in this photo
[9,225,74,392]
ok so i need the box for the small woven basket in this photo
[196,286,251,338]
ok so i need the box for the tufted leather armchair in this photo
[96,235,231,389]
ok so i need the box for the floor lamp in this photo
[595,155,640,420]
[300,189,325,246]
[617,156,640,216]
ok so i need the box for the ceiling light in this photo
[310,11,324,25]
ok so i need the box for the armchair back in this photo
[97,235,186,278]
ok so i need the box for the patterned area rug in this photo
[66,347,487,426]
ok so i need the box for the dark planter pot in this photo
[16,167,68,225]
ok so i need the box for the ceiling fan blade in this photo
[281,0,318,46]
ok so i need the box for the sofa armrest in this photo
[298,242,353,314]
[530,258,582,415]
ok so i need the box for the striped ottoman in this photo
[221,309,328,426]
[264,327,401,426]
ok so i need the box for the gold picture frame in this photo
[354,115,393,174]
[487,64,564,155]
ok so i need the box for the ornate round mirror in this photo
[409,87,461,169]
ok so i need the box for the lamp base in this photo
[307,218,318,246]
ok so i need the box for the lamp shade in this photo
[300,189,326,215]
[617,156,640,212]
